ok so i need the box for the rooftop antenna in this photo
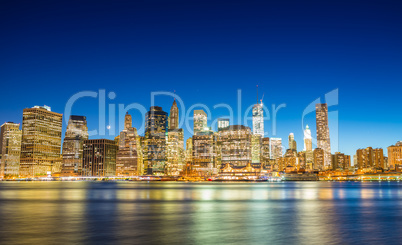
[261,93,265,105]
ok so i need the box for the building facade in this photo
[270,138,282,160]
[193,110,207,135]
[316,103,331,168]
[252,103,264,137]
[192,130,218,176]
[116,113,140,176]
[220,125,252,167]
[144,106,168,175]
[0,122,22,178]
[82,139,117,177]
[20,106,63,177]
[288,133,297,151]
[61,115,88,176]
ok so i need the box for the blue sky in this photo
[1,0,401,157]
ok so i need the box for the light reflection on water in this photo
[0,182,402,244]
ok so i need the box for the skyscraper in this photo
[61,115,88,176]
[303,125,312,152]
[144,106,168,175]
[288,133,297,151]
[116,113,140,176]
[0,122,22,178]
[251,134,262,163]
[261,137,270,166]
[193,110,207,135]
[252,103,264,137]
[166,100,185,175]
[20,105,63,177]
[270,138,282,160]
[313,148,325,170]
[220,125,252,167]
[316,103,331,168]
[192,130,218,176]
[82,139,117,177]
[168,99,179,130]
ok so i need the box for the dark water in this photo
[0,182,402,245]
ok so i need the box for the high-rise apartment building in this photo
[0,122,22,178]
[144,106,168,175]
[332,152,351,170]
[20,106,63,177]
[61,116,88,176]
[82,139,117,177]
[356,147,384,169]
[316,103,331,168]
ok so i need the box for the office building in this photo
[0,122,22,178]
[316,103,331,168]
[20,105,63,177]
[82,139,117,177]
[144,106,168,175]
[61,116,88,176]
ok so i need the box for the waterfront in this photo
[1,182,402,244]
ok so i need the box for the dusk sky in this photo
[1,0,401,157]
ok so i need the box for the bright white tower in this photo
[252,85,264,137]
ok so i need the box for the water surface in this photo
[0,181,401,244]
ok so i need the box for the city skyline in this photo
[1,1,402,159]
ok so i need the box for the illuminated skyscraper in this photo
[166,100,185,175]
[288,133,297,151]
[61,116,88,176]
[193,110,207,135]
[20,105,63,177]
[185,137,193,163]
[168,99,179,130]
[316,103,331,168]
[220,125,252,167]
[192,130,218,176]
[82,139,117,177]
[0,122,22,178]
[252,103,264,137]
[217,118,230,131]
[303,125,312,151]
[251,134,262,163]
[116,113,140,176]
[270,138,282,160]
[144,106,168,175]
[261,137,270,166]
[313,148,324,170]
